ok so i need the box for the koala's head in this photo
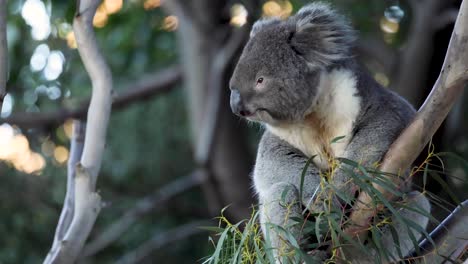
[229,2,355,125]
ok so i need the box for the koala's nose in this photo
[230,89,252,117]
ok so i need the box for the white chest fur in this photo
[267,69,361,169]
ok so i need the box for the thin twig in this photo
[82,170,207,257]
[0,0,7,111]
[114,220,211,264]
[409,200,468,261]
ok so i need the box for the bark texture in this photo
[347,0,468,240]
[44,0,113,262]
[163,0,255,221]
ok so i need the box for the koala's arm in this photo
[254,103,431,261]
[332,105,408,191]
[254,131,322,202]
[336,104,431,262]
[253,131,322,257]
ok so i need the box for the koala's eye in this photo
[256,77,264,84]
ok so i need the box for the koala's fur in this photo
[229,2,430,263]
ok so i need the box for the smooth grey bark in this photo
[348,0,468,241]
[165,0,254,221]
[44,0,113,261]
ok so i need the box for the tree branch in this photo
[192,26,251,217]
[347,0,468,238]
[0,0,7,111]
[410,200,468,261]
[1,66,181,128]
[49,121,86,253]
[75,0,113,185]
[43,0,113,262]
[82,170,207,257]
[45,164,102,263]
[195,27,249,165]
[114,220,210,264]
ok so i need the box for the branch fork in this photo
[347,0,468,244]
[44,0,113,262]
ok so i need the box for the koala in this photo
[229,2,430,263]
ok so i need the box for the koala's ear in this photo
[250,18,281,38]
[289,3,355,68]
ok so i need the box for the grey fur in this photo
[292,2,356,68]
[229,2,431,263]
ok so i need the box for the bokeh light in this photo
[93,4,109,28]
[21,0,51,40]
[93,0,123,28]
[46,85,62,100]
[144,0,161,10]
[384,5,405,23]
[374,72,390,87]
[54,146,69,164]
[0,124,46,174]
[30,44,50,72]
[230,4,248,27]
[380,16,399,34]
[1,94,13,118]
[23,90,38,105]
[63,119,74,139]
[262,0,292,19]
[44,51,65,81]
[41,140,55,157]
[66,31,78,49]
[104,0,123,15]
[162,16,179,31]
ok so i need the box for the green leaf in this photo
[330,185,354,205]
[300,156,316,202]
[370,228,386,262]
[388,224,403,259]
[396,202,439,225]
[263,223,277,264]
[315,212,323,242]
[280,185,296,206]
[212,225,232,263]
[328,217,367,253]
[232,212,259,263]
[331,135,346,144]
[437,152,468,171]
[423,161,429,190]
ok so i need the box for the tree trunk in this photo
[170,0,254,221]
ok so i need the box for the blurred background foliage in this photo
[0,0,466,263]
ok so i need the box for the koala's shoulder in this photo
[257,130,298,157]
